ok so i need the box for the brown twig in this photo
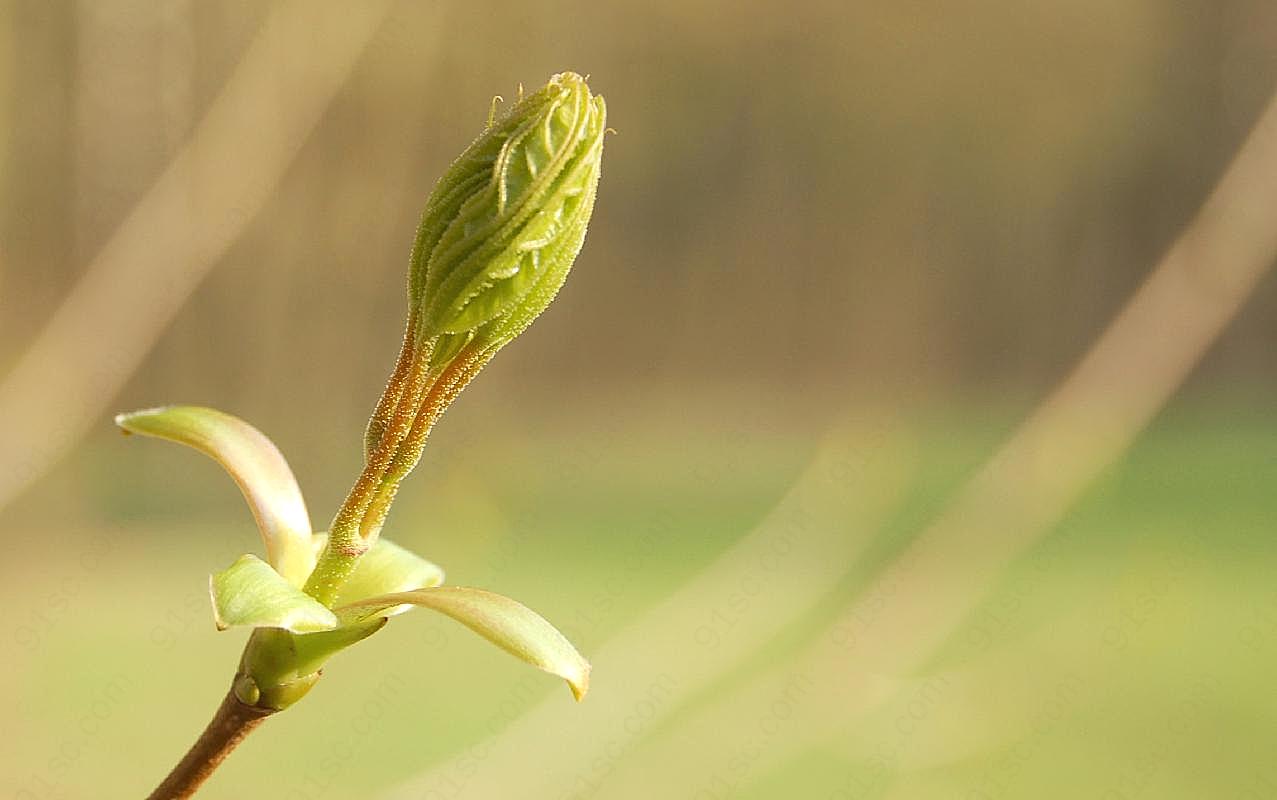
[146,689,274,800]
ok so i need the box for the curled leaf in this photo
[338,586,590,700]
[115,405,316,585]
[411,71,607,344]
[211,554,337,633]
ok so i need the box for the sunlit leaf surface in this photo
[338,586,590,700]
[116,406,317,585]
[210,554,337,633]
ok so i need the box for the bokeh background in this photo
[2,1,1277,798]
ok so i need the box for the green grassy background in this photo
[3,397,1273,798]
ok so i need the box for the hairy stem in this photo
[363,320,419,461]
[304,339,437,605]
[146,689,274,800]
[358,347,492,539]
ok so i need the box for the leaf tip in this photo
[114,412,134,434]
[208,573,229,631]
[114,406,167,432]
[568,662,591,702]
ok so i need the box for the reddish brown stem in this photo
[363,319,419,461]
[357,347,493,538]
[146,689,274,800]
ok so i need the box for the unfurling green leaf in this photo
[211,554,337,633]
[337,586,590,701]
[410,71,607,348]
[115,406,316,586]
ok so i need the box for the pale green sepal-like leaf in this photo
[116,406,316,586]
[337,586,590,700]
[311,534,445,612]
[210,554,338,633]
[289,620,387,675]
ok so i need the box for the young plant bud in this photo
[410,70,607,351]
[363,73,606,464]
[319,73,607,604]
[119,76,603,794]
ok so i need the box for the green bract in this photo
[118,405,590,710]
[116,405,315,585]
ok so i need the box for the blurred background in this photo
[2,1,1276,798]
